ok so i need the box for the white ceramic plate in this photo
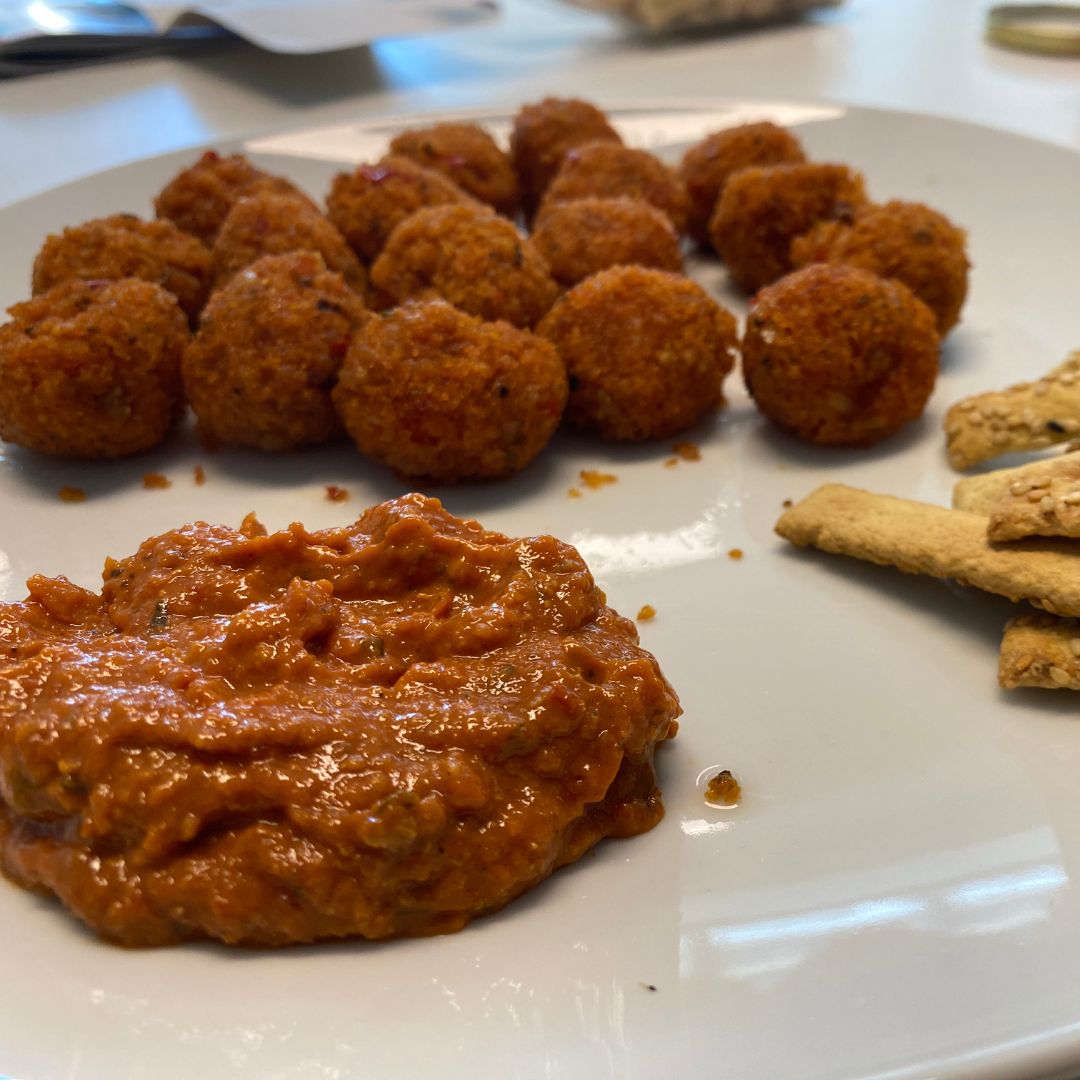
[2,102,1080,1080]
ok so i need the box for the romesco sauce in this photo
[0,494,680,947]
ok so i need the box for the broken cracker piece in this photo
[952,450,1080,538]
[944,349,1080,471]
[776,483,1080,616]
[1000,613,1080,690]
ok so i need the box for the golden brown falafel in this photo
[332,300,567,482]
[680,121,807,246]
[536,266,739,441]
[211,191,367,295]
[708,162,867,293]
[389,122,520,217]
[370,204,558,328]
[529,197,683,287]
[540,143,690,234]
[326,156,474,263]
[154,150,309,247]
[0,278,187,458]
[510,98,623,219]
[790,199,969,334]
[31,213,210,324]
[742,263,940,447]
[183,252,367,451]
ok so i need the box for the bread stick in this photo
[775,483,1080,615]
[944,349,1080,470]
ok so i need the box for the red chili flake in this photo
[325,485,349,502]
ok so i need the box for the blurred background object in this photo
[986,3,1080,56]
[0,0,499,74]
[560,0,841,33]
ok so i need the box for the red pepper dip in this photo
[0,494,680,947]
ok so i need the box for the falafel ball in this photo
[680,121,807,246]
[183,251,367,451]
[211,191,367,295]
[789,199,970,334]
[530,197,683,287]
[154,150,310,247]
[325,156,474,263]
[540,143,690,234]
[510,97,623,219]
[0,278,187,458]
[708,162,867,293]
[370,204,558,328]
[389,122,520,217]
[332,300,567,482]
[742,263,939,447]
[536,266,738,441]
[31,213,211,325]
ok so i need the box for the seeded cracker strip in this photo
[944,349,1080,471]
[952,458,1057,515]
[1000,613,1080,690]
[775,483,1080,616]
[952,448,1080,530]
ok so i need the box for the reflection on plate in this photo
[3,103,1080,1080]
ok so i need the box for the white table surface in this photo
[1,0,1079,211]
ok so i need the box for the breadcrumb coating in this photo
[326,156,474,262]
[790,199,969,334]
[32,213,210,324]
[709,162,867,292]
[537,266,738,441]
[183,252,367,451]
[530,197,683,287]
[0,278,187,458]
[371,204,558,328]
[680,122,807,247]
[333,300,567,481]
[389,122,520,216]
[510,97,623,219]
[742,263,939,446]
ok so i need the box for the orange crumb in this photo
[568,487,582,498]
[705,769,741,807]
[142,472,171,490]
[194,464,206,486]
[672,441,701,462]
[636,604,656,622]
[663,457,678,468]
[728,548,744,560]
[580,469,617,490]
[58,485,86,503]
[325,485,349,502]
[782,498,793,508]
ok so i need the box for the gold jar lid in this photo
[987,4,1080,55]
